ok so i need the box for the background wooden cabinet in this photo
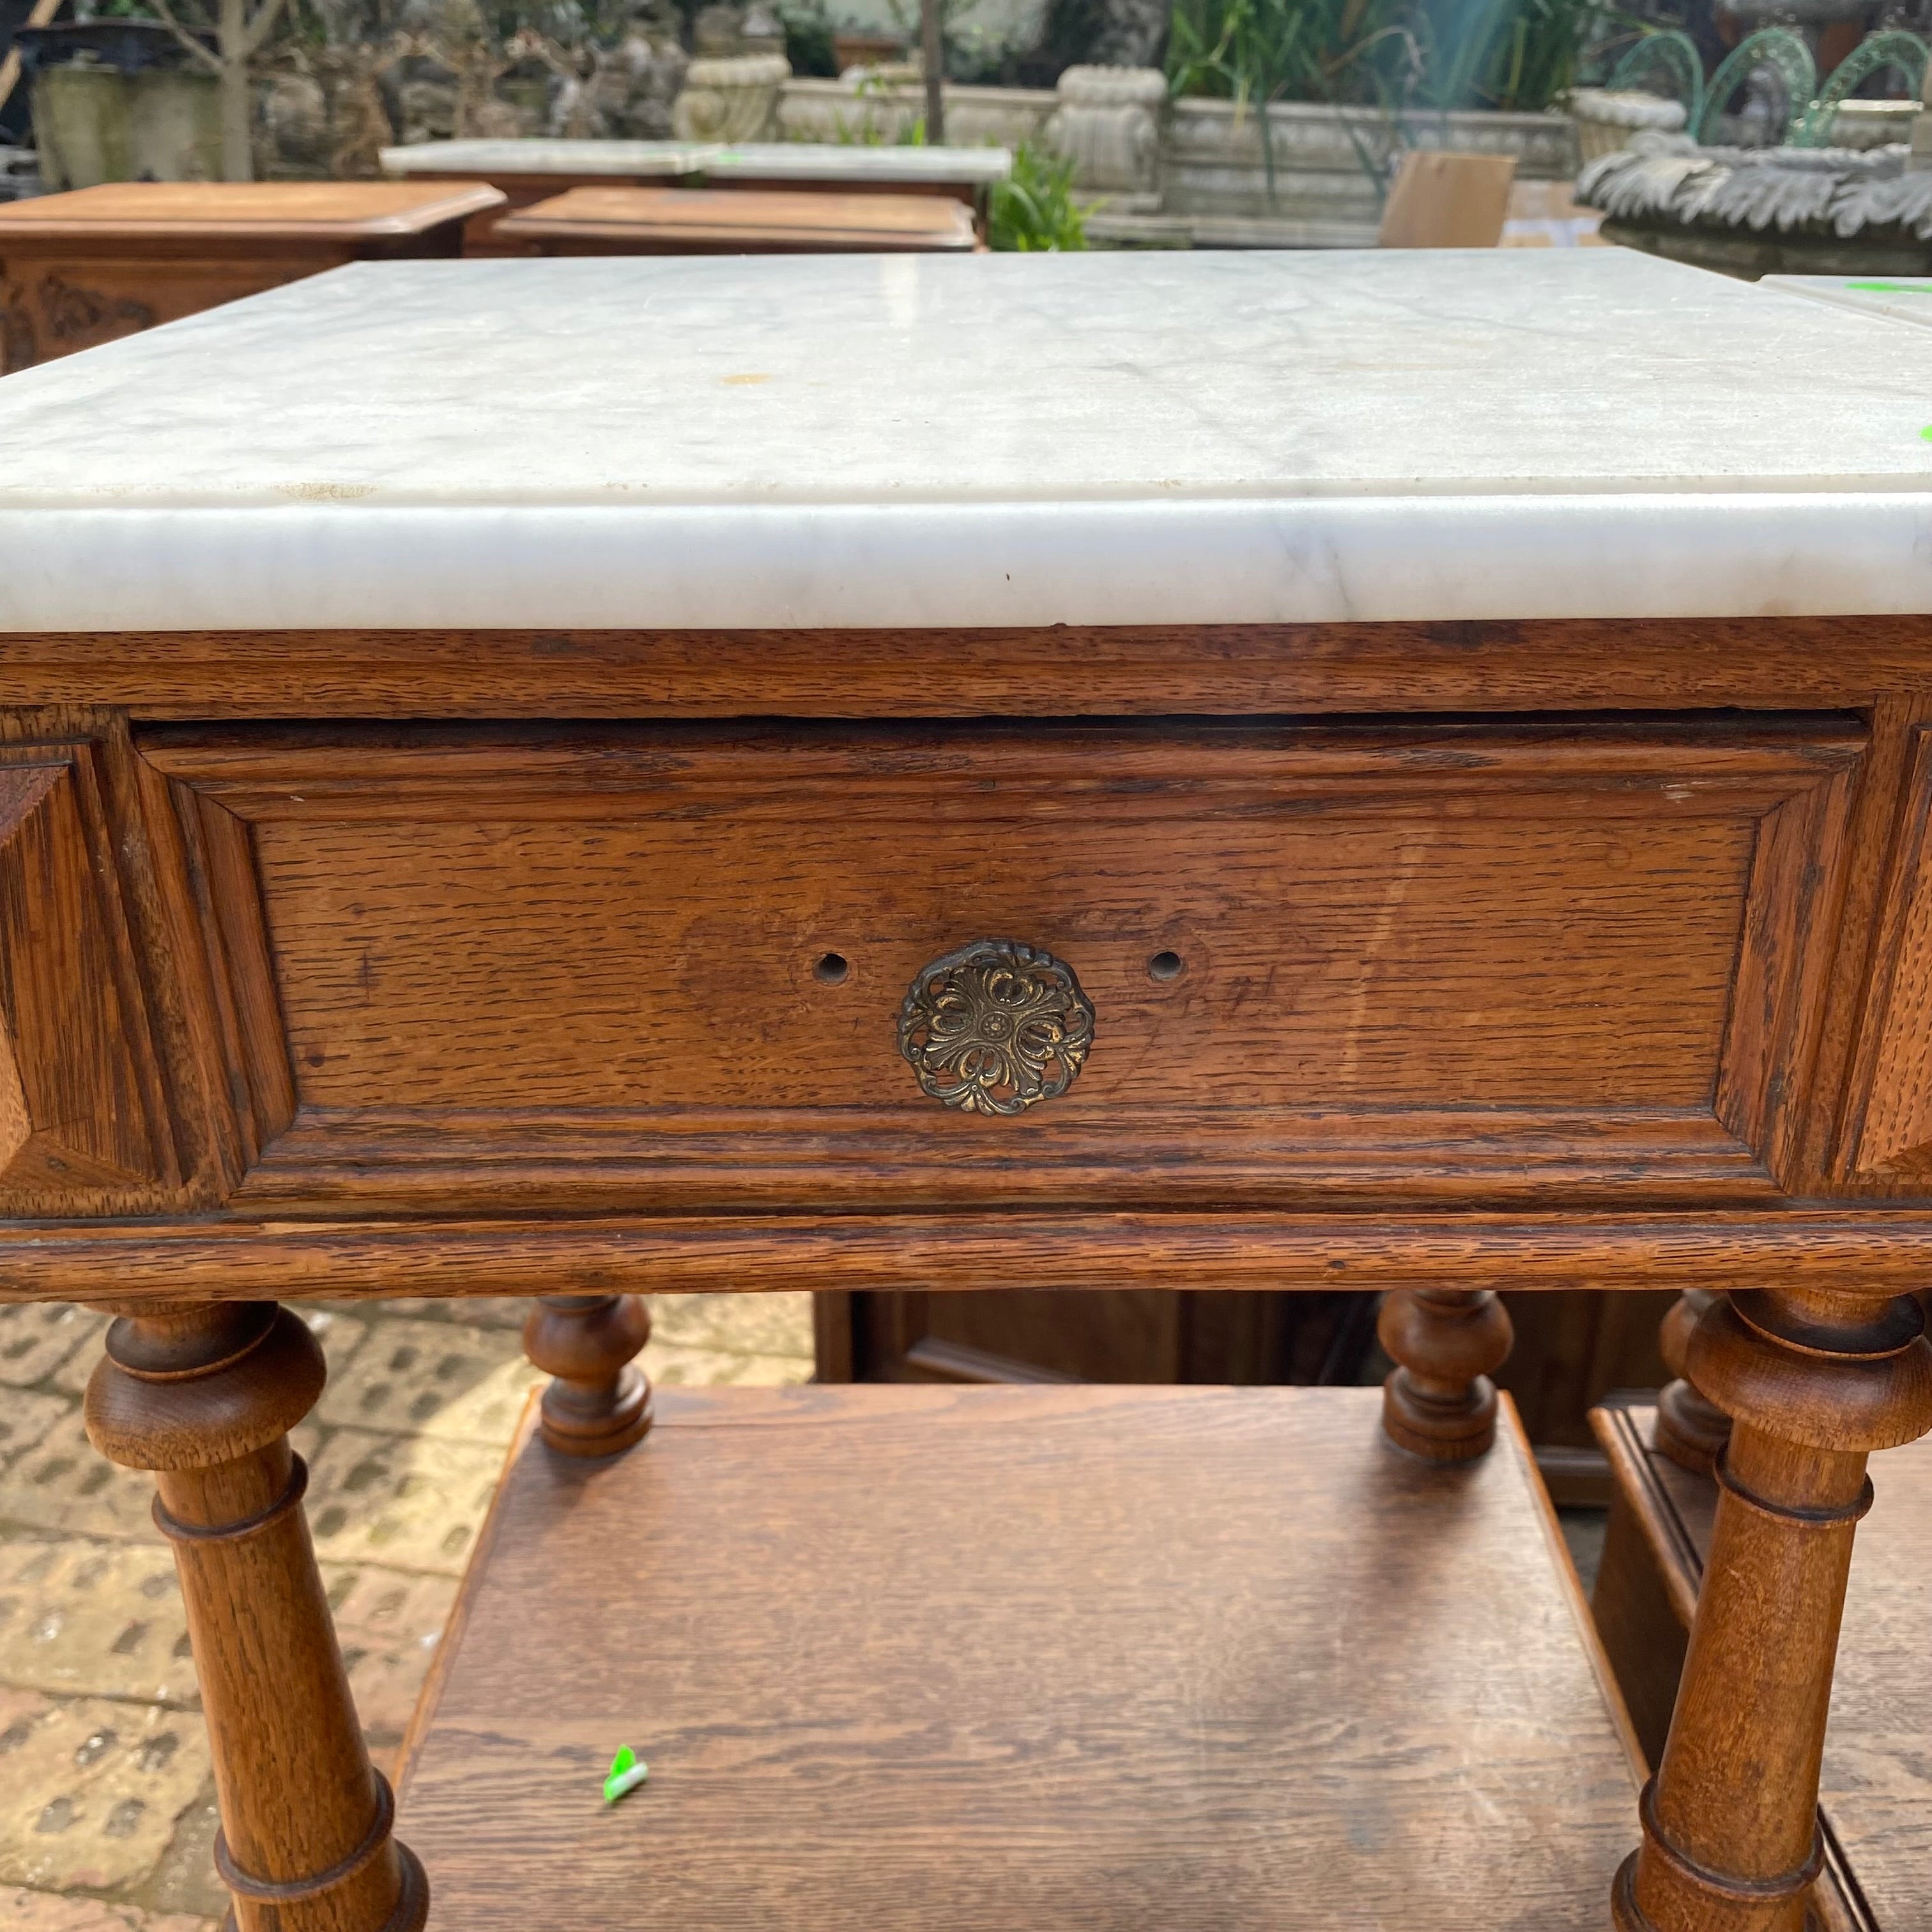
[815,1287,1377,1386]
[818,1285,1676,1501]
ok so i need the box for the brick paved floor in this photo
[0,1294,813,1928]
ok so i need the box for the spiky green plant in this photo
[1167,0,1607,116]
[988,140,1089,250]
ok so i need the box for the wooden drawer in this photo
[119,717,1864,1220]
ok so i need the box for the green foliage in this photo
[777,1,839,78]
[827,69,931,144]
[1167,0,1608,116]
[988,140,1089,250]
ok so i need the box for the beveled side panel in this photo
[143,719,1862,1215]
[1841,725,1932,1179]
[0,742,177,1209]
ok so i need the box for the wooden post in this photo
[1377,1286,1513,1460]
[84,1301,426,1932]
[1654,1288,1734,1473]
[523,1292,653,1457]
[920,0,944,144]
[1615,1284,1932,1932]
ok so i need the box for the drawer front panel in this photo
[145,721,1861,1212]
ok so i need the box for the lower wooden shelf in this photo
[1590,1401,1932,1932]
[396,1383,1641,1929]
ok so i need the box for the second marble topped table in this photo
[380,137,1012,249]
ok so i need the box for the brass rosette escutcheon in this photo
[898,939,1095,1116]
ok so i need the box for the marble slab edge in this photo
[1,493,1929,630]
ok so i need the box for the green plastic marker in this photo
[1846,280,1932,296]
[603,1746,649,1805]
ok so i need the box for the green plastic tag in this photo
[603,1747,649,1804]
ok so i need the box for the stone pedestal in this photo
[1567,89,1687,166]
[1046,65,1164,211]
[673,51,790,142]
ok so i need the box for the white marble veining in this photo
[1,248,1930,631]
[381,139,712,178]
[1763,274,1932,332]
[702,142,1011,183]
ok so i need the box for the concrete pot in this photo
[673,51,790,142]
[1566,89,1688,165]
[33,63,220,190]
[778,75,1052,150]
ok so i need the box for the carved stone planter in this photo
[34,65,222,190]
[1045,65,1165,210]
[673,51,790,143]
[777,76,1054,151]
[1578,134,1932,278]
[1566,88,1687,165]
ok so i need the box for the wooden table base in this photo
[1594,1397,1932,1932]
[82,1301,425,1932]
[1611,1287,1932,1932]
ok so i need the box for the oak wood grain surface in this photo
[393,169,702,254]
[0,620,1917,719]
[0,181,505,241]
[1593,1402,1932,1932]
[395,1384,1642,1931]
[15,1210,1932,1303]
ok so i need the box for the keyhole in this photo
[1147,949,1184,983]
[815,952,850,985]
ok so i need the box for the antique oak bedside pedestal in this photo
[0,180,505,370]
[1,251,1930,1932]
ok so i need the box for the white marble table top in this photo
[702,142,1011,184]
[1763,274,1932,331]
[1,247,1929,632]
[379,138,1010,186]
[381,139,712,179]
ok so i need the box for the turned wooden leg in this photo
[1655,1287,1734,1475]
[1615,1285,1932,1932]
[1377,1286,1514,1461]
[523,1292,653,1457]
[84,1301,426,1932]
